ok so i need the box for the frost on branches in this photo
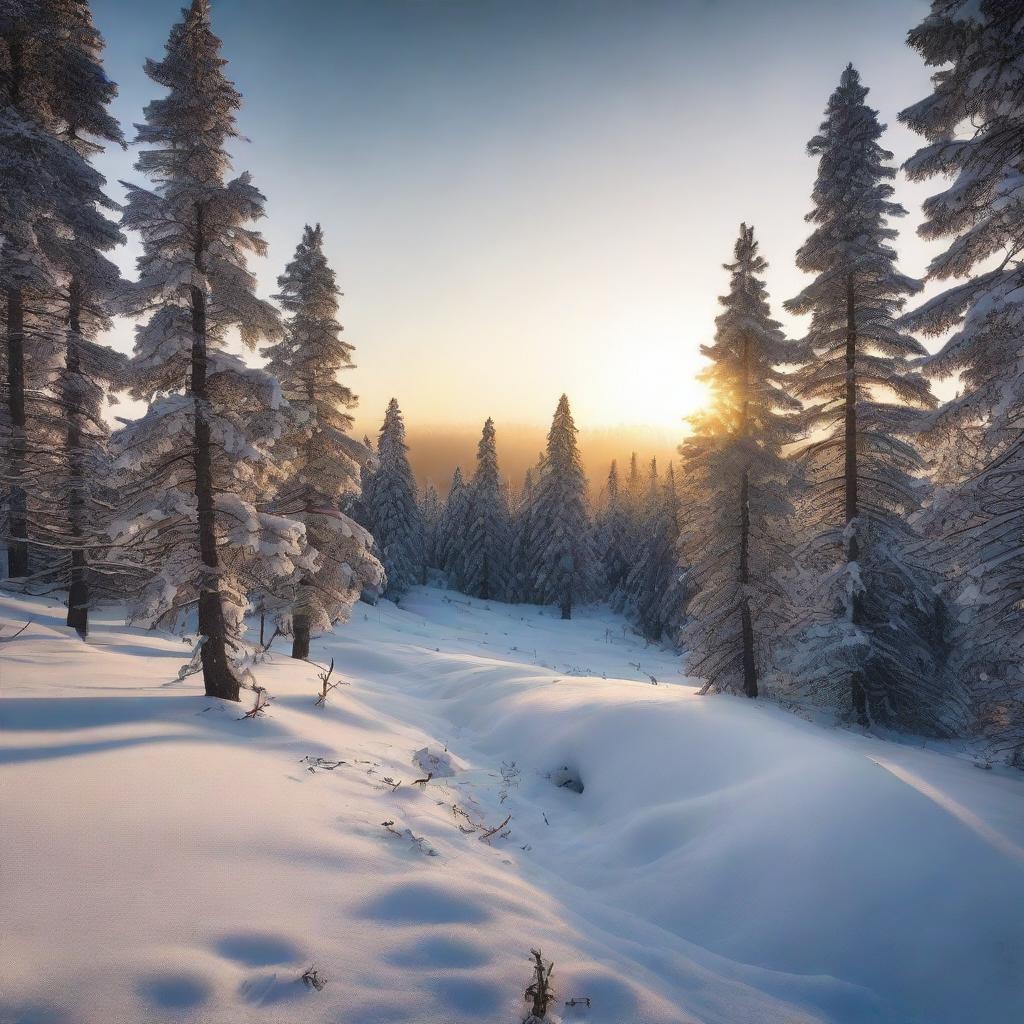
[111,0,302,700]
[361,398,424,600]
[528,394,600,619]
[901,0,1024,762]
[682,225,798,697]
[262,224,382,658]
[784,66,967,735]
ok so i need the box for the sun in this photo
[580,336,709,430]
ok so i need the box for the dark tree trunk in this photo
[5,33,29,579]
[560,567,572,620]
[845,274,867,725]
[291,614,310,660]
[6,285,28,578]
[191,204,239,701]
[738,466,758,698]
[736,330,758,698]
[65,278,88,636]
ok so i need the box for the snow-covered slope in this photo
[1,588,1022,1024]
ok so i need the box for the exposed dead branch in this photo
[0,620,31,642]
[524,948,554,1021]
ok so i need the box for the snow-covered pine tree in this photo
[362,398,424,600]
[509,464,540,602]
[620,463,688,643]
[529,395,600,619]
[1,0,123,584]
[461,417,511,600]
[900,1,1024,761]
[32,1,126,635]
[420,481,442,573]
[682,224,798,697]
[783,66,966,733]
[112,0,301,701]
[435,466,469,587]
[261,223,382,658]
[593,460,628,599]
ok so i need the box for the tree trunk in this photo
[845,274,867,725]
[738,331,757,698]
[739,466,758,698]
[5,286,28,578]
[191,203,239,701]
[4,32,29,579]
[291,614,310,660]
[560,566,572,620]
[65,278,88,636]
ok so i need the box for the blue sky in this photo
[91,0,936,431]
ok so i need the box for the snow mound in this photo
[412,746,458,778]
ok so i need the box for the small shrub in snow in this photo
[301,965,326,991]
[524,948,555,1021]
[314,657,346,706]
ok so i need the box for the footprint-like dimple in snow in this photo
[137,971,211,1011]
[214,931,302,967]
[386,934,492,969]
[359,881,491,925]
[430,976,504,1015]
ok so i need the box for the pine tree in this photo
[529,395,600,618]
[262,224,382,658]
[1,1,123,585]
[112,0,299,701]
[682,225,798,696]
[420,481,442,573]
[620,463,688,643]
[509,464,540,602]
[901,1,1024,760]
[783,67,966,733]
[594,460,631,601]
[362,398,423,600]
[461,417,511,600]
[436,466,469,588]
[37,2,126,635]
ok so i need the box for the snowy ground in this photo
[1,587,1022,1024]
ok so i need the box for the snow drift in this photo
[1,587,1022,1024]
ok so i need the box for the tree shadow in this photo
[0,694,295,765]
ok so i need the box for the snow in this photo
[1,587,1022,1024]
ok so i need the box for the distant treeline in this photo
[355,422,680,497]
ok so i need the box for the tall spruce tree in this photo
[461,417,511,600]
[784,66,966,733]
[509,465,539,602]
[1,1,123,585]
[682,225,798,696]
[362,398,423,600]
[113,0,300,700]
[420,481,442,574]
[901,0,1024,760]
[262,224,382,658]
[529,395,600,618]
[620,463,688,643]
[594,460,630,600]
[436,466,469,588]
[39,1,126,635]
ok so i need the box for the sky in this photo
[90,0,938,437]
